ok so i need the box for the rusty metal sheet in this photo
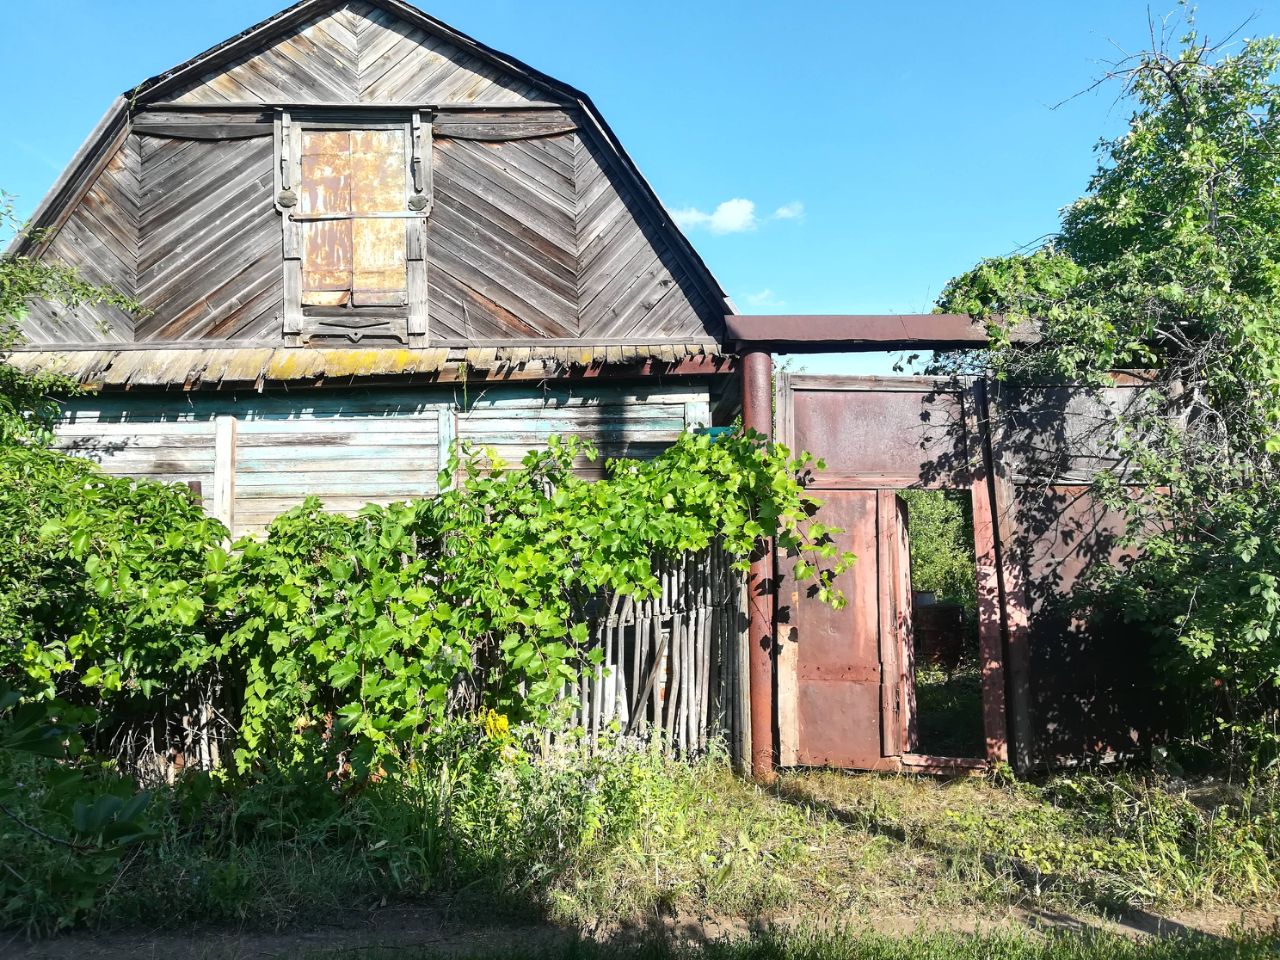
[786,490,885,768]
[350,129,407,306]
[725,313,1040,352]
[1014,484,1147,763]
[299,129,408,308]
[301,130,354,306]
[776,375,990,771]
[776,372,1154,772]
[790,380,972,487]
[999,383,1158,484]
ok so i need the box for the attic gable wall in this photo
[21,136,139,343]
[135,136,282,340]
[17,0,727,347]
[168,1,556,105]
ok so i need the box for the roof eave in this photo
[4,96,129,258]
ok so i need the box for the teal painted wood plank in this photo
[457,431,683,447]
[58,421,218,435]
[74,455,216,471]
[236,471,432,489]
[235,419,440,436]
[237,449,436,467]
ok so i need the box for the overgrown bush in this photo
[208,433,849,775]
[0,713,817,935]
[0,422,850,779]
[0,687,155,935]
[898,489,976,610]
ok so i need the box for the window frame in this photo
[274,108,432,345]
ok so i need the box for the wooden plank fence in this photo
[567,542,751,767]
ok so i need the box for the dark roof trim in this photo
[4,97,130,258]
[8,336,724,353]
[725,314,1039,353]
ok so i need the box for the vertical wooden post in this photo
[436,408,456,489]
[742,349,776,782]
[975,380,1035,772]
[213,415,237,534]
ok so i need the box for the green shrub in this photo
[0,687,154,936]
[0,429,850,779]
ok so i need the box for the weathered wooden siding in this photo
[458,385,709,476]
[429,135,578,339]
[19,0,727,348]
[167,1,551,105]
[137,136,283,341]
[21,137,140,343]
[53,400,216,490]
[232,396,442,535]
[53,383,710,537]
[574,134,720,340]
[27,119,721,345]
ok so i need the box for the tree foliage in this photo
[936,15,1280,773]
[898,489,977,610]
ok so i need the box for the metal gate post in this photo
[742,349,776,781]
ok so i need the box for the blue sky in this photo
[2,1,1276,373]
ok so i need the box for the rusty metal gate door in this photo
[774,374,1008,771]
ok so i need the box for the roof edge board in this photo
[4,96,130,258]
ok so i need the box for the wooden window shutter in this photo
[299,129,408,307]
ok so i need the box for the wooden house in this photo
[7,0,1150,777]
[8,0,737,539]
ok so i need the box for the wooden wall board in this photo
[20,136,140,343]
[52,382,712,535]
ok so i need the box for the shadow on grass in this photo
[765,776,1236,943]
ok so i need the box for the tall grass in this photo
[4,728,1279,938]
[303,928,1280,960]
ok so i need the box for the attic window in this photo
[298,129,407,306]
[277,111,431,343]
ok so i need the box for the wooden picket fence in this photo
[565,542,751,767]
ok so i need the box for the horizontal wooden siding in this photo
[54,384,710,536]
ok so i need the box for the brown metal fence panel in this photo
[775,373,1153,773]
[993,380,1156,767]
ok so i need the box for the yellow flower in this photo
[482,709,510,740]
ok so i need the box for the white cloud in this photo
[671,198,758,234]
[771,201,805,221]
[672,198,805,234]
[744,288,786,309]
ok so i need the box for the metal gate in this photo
[773,373,1153,773]
[774,375,1006,771]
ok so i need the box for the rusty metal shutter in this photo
[298,129,408,308]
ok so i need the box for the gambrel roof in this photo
[12,0,731,351]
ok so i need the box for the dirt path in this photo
[6,902,1277,960]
